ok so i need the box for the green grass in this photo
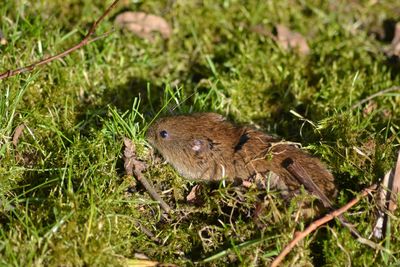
[1,0,400,266]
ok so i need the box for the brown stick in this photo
[134,167,172,214]
[350,86,400,110]
[123,138,171,214]
[0,0,120,80]
[270,184,377,267]
[284,159,383,250]
[134,222,162,244]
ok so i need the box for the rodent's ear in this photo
[191,139,210,152]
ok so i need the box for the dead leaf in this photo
[125,258,178,267]
[373,150,400,238]
[133,253,149,260]
[0,30,7,45]
[362,101,378,117]
[123,138,147,173]
[361,138,376,157]
[252,201,268,228]
[12,124,25,147]
[389,150,400,211]
[276,24,310,55]
[186,184,204,206]
[115,11,171,41]
[382,109,392,119]
[123,137,136,177]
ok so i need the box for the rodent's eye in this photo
[159,130,168,138]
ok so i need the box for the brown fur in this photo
[146,113,337,199]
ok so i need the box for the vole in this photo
[146,112,337,202]
[146,113,377,247]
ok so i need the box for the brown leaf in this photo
[0,30,7,45]
[361,138,376,157]
[362,101,378,117]
[374,150,400,238]
[123,137,135,177]
[115,11,171,41]
[125,258,178,267]
[389,150,400,212]
[12,124,25,147]
[186,184,204,206]
[382,109,392,119]
[276,24,310,55]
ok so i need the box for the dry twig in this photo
[350,86,400,110]
[284,160,385,250]
[0,0,120,80]
[270,184,377,267]
[123,137,171,214]
[134,222,162,244]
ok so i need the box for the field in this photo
[1,0,400,266]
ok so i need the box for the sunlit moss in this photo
[0,0,399,266]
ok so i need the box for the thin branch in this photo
[284,160,384,250]
[123,138,171,214]
[0,0,120,80]
[134,222,162,244]
[135,167,172,214]
[271,184,378,267]
[350,86,400,110]
[86,28,116,44]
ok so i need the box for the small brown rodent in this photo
[146,112,337,200]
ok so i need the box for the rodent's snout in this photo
[145,118,170,146]
[145,124,156,145]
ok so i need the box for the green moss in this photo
[0,0,399,266]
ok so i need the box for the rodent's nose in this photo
[145,127,152,139]
[145,125,155,143]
